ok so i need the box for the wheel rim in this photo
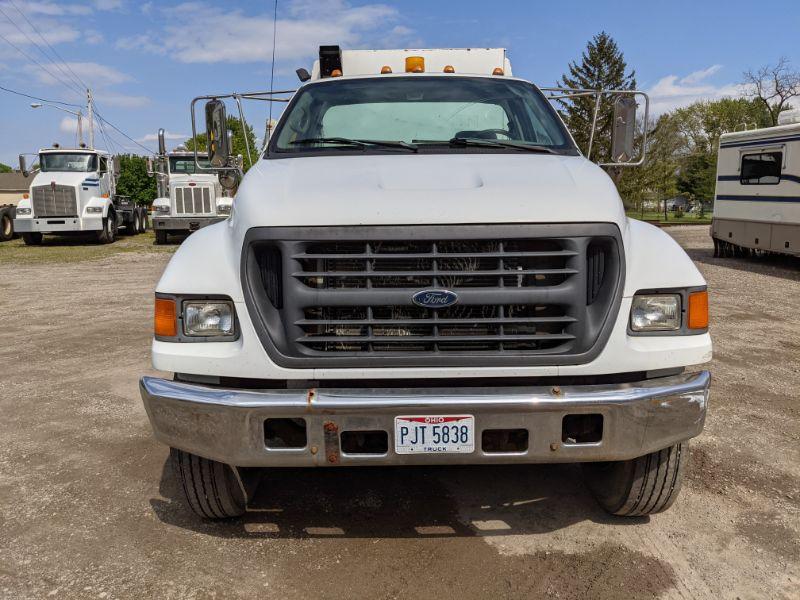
[2,216,10,237]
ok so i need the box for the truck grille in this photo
[242,225,624,368]
[174,186,213,214]
[31,185,78,217]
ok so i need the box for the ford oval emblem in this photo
[412,289,458,309]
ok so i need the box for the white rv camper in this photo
[712,114,800,258]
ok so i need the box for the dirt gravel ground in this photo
[0,226,798,599]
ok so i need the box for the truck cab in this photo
[140,47,712,520]
[150,144,233,244]
[14,146,147,244]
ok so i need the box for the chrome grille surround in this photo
[31,184,78,217]
[242,224,625,368]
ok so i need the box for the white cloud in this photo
[647,66,743,114]
[85,30,105,45]
[34,62,132,86]
[137,130,187,142]
[19,2,92,16]
[93,91,150,108]
[93,0,123,9]
[680,65,722,85]
[117,0,412,64]
[59,116,79,133]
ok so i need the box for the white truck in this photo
[140,47,712,520]
[14,146,147,244]
[711,110,800,258]
[149,129,233,244]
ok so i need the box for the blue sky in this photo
[1,0,799,166]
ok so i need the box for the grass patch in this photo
[0,231,178,265]
[626,210,711,225]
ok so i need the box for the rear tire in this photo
[129,211,141,235]
[138,208,147,233]
[22,232,43,245]
[582,442,688,516]
[170,448,246,519]
[154,229,167,245]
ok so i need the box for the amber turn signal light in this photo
[154,297,177,337]
[687,290,709,330]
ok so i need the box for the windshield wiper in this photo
[447,137,558,154]
[289,137,418,152]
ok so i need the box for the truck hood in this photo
[30,172,97,187]
[232,153,627,229]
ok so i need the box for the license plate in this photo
[394,415,475,454]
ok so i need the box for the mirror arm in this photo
[586,91,602,161]
[233,94,253,168]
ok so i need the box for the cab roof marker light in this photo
[381,65,392,74]
[330,69,343,77]
[405,56,424,73]
[492,67,505,76]
[443,65,455,73]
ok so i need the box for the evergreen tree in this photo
[558,32,636,163]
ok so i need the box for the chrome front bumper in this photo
[151,216,225,231]
[139,370,710,467]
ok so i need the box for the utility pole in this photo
[76,110,84,147]
[86,88,95,149]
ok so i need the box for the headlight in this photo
[217,203,232,215]
[86,206,103,214]
[183,301,235,337]
[153,205,170,214]
[630,294,681,331]
[15,207,31,215]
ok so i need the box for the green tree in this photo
[0,162,11,173]
[185,116,258,172]
[557,32,636,164]
[116,154,157,206]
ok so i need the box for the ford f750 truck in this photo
[140,47,711,519]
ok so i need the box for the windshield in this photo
[270,76,576,156]
[169,156,212,174]
[39,153,97,172]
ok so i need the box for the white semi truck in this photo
[140,47,712,520]
[14,146,147,244]
[149,129,233,244]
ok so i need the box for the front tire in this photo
[582,442,688,516]
[154,229,167,245]
[22,232,43,245]
[96,214,117,244]
[0,208,13,241]
[170,448,246,519]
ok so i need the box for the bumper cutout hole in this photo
[265,418,307,449]
[341,430,388,455]
[481,428,529,453]
[562,414,603,444]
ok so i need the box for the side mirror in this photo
[157,128,166,156]
[296,68,311,82]
[19,154,29,177]
[205,99,230,168]
[611,96,637,163]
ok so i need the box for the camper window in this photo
[740,151,782,185]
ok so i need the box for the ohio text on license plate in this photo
[394,415,475,454]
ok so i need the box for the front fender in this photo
[622,219,706,295]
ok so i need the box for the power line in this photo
[93,106,155,155]
[6,0,90,93]
[0,84,82,107]
[0,30,84,98]
[0,4,86,95]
